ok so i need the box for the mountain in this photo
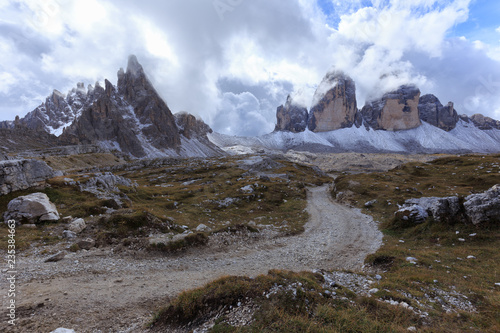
[308,71,359,132]
[1,55,223,158]
[209,71,500,155]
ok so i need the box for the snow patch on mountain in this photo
[209,121,500,155]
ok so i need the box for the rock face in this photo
[0,159,60,196]
[175,112,213,139]
[308,71,357,132]
[62,55,180,157]
[3,55,221,159]
[361,85,421,131]
[468,114,500,130]
[19,86,87,134]
[396,185,500,225]
[418,94,459,131]
[464,185,500,225]
[398,196,462,223]
[274,95,308,132]
[3,192,60,224]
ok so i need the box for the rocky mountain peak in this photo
[274,94,309,133]
[361,85,421,131]
[126,54,144,77]
[418,94,458,131]
[308,71,357,132]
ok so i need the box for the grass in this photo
[149,270,421,332]
[118,155,331,235]
[148,154,500,332]
[0,155,330,252]
[334,154,500,332]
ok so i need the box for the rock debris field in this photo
[1,185,383,332]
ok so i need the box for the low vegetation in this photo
[0,155,331,251]
[333,154,500,332]
[150,270,420,333]
[149,154,500,332]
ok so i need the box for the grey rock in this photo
[275,95,308,133]
[395,205,428,224]
[77,238,96,250]
[61,216,73,223]
[196,224,211,232]
[62,230,77,239]
[3,193,59,224]
[68,218,86,234]
[0,159,58,196]
[79,172,136,203]
[45,251,66,263]
[405,196,461,222]
[50,328,76,333]
[464,185,500,225]
[418,94,459,131]
[468,114,500,130]
[364,199,377,208]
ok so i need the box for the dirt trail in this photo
[2,185,383,332]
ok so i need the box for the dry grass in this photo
[335,154,500,332]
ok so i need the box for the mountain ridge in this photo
[1,61,500,158]
[0,55,223,159]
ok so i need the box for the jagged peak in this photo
[126,54,144,77]
[52,89,65,97]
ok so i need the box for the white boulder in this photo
[3,192,59,224]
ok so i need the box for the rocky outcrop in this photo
[396,196,461,223]
[469,114,500,130]
[396,185,500,225]
[3,192,60,224]
[361,85,421,131]
[175,112,213,139]
[79,172,136,203]
[0,159,60,196]
[418,94,459,131]
[20,83,89,134]
[308,71,357,132]
[274,95,308,132]
[61,56,181,157]
[464,185,500,225]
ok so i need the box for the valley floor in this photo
[0,185,383,332]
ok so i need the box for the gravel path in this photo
[1,185,383,332]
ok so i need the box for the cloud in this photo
[0,0,499,137]
[213,92,275,136]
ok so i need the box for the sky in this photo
[1,0,500,136]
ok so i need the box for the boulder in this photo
[0,159,59,196]
[62,230,77,239]
[274,95,308,133]
[3,193,59,224]
[308,71,357,132]
[68,218,86,234]
[77,238,96,250]
[418,94,459,131]
[50,328,76,333]
[464,185,500,225]
[196,224,211,232]
[45,251,66,263]
[361,85,421,131]
[405,196,461,222]
[395,204,428,224]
